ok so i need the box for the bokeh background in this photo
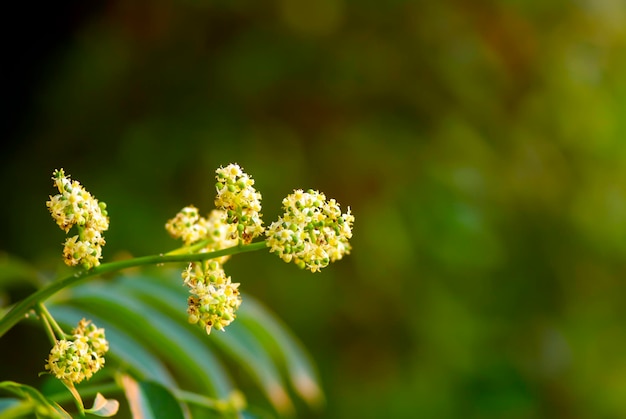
[3,1,626,417]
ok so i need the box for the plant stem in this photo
[165,239,211,255]
[36,303,62,345]
[173,388,221,409]
[48,382,122,404]
[40,303,69,338]
[0,241,267,338]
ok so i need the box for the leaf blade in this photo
[61,282,234,397]
[238,297,325,407]
[0,381,72,419]
[84,393,120,417]
[121,375,184,419]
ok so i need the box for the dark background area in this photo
[3,1,626,417]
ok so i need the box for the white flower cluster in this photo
[183,261,242,334]
[46,169,109,268]
[165,164,355,335]
[166,208,239,265]
[45,319,109,384]
[214,163,264,244]
[266,189,354,272]
[166,164,263,334]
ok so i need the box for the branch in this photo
[0,241,267,338]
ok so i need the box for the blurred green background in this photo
[3,0,626,417]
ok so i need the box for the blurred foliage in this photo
[3,0,626,417]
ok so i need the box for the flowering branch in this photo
[0,241,266,338]
[0,163,353,416]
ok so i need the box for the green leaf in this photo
[56,282,234,397]
[46,270,325,417]
[0,399,34,419]
[58,381,84,416]
[173,388,246,416]
[0,398,20,410]
[0,253,42,318]
[238,298,325,407]
[121,375,184,419]
[0,381,71,419]
[211,321,294,415]
[84,393,119,417]
[116,274,295,415]
[0,253,41,288]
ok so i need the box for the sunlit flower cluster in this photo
[214,163,264,243]
[266,189,354,272]
[183,261,242,335]
[201,209,240,263]
[165,166,256,334]
[165,164,263,253]
[165,206,206,246]
[45,319,108,384]
[46,169,109,268]
[164,164,354,335]
[166,207,239,264]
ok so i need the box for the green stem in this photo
[173,388,221,409]
[0,241,267,338]
[77,225,85,242]
[48,382,122,404]
[165,239,211,255]
[36,303,63,345]
[40,303,68,339]
[36,305,55,345]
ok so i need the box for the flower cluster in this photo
[166,164,354,334]
[45,319,109,384]
[166,207,238,260]
[214,163,264,244]
[165,205,206,246]
[266,189,354,272]
[183,261,242,334]
[46,169,109,269]
[166,165,262,334]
